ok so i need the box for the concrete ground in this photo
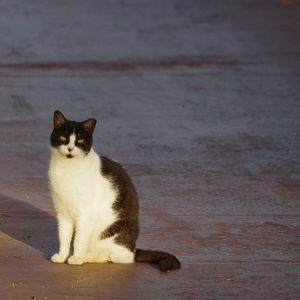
[0,0,300,299]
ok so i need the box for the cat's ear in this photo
[82,118,97,135]
[53,110,67,129]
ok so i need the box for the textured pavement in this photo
[0,1,300,299]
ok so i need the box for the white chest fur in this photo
[48,148,118,230]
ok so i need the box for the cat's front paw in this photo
[67,255,85,265]
[51,253,67,263]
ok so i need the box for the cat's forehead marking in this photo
[69,134,76,146]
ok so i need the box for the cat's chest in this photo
[52,164,95,193]
[50,159,116,208]
[49,151,118,228]
[50,159,111,204]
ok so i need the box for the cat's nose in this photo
[68,147,74,152]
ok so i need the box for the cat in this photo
[48,110,180,271]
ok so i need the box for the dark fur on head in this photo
[50,110,97,155]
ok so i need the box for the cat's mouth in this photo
[66,154,74,159]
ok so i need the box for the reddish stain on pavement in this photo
[0,56,238,71]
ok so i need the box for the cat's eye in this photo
[77,139,85,144]
[59,136,67,142]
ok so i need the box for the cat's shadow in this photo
[0,193,57,258]
[0,194,168,272]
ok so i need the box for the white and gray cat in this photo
[48,110,180,271]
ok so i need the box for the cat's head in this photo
[50,110,97,159]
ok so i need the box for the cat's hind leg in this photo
[109,243,135,264]
[85,253,109,263]
[91,236,134,264]
[100,220,137,264]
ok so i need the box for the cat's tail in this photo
[134,248,181,272]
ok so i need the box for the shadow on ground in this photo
[0,194,57,258]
